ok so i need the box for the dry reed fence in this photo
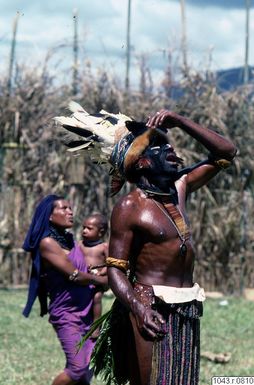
[0,65,253,294]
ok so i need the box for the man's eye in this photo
[151,146,160,154]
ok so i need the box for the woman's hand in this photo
[77,271,108,290]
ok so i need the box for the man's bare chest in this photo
[138,203,188,244]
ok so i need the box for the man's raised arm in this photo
[147,109,237,161]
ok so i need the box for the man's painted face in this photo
[142,142,183,179]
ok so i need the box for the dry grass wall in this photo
[0,65,253,294]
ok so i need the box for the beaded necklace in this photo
[49,224,74,250]
[83,239,103,247]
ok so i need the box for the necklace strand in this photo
[152,199,190,257]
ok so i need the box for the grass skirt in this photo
[150,300,203,385]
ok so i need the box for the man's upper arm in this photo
[109,197,136,262]
[185,160,220,194]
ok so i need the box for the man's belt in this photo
[133,281,206,307]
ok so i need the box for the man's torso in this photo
[126,176,195,287]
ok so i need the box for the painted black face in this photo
[143,143,183,179]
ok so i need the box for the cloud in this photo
[0,0,118,18]
[172,0,254,9]
[0,0,253,87]
[185,6,248,69]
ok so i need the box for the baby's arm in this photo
[98,242,108,276]
[89,242,108,275]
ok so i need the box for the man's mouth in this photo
[166,153,183,164]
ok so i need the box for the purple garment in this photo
[45,243,95,383]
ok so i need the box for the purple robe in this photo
[45,243,95,383]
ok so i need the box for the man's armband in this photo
[106,257,129,273]
[208,154,234,170]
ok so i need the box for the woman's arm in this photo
[40,237,107,287]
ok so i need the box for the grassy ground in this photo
[0,289,253,385]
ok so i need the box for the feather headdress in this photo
[54,101,169,195]
[54,101,132,164]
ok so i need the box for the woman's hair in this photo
[52,196,65,209]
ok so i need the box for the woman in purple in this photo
[23,195,108,385]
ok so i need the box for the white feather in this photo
[55,101,132,161]
[67,142,92,152]
[68,101,87,114]
[54,116,87,129]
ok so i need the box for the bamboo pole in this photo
[125,0,132,92]
[243,0,250,85]
[179,0,188,72]
[7,12,19,95]
[72,8,79,96]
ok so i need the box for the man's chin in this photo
[164,165,179,176]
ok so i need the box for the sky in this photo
[1,0,254,88]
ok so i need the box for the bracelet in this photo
[208,154,233,170]
[69,269,79,281]
[213,158,232,169]
[106,257,129,272]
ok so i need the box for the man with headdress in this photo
[55,105,236,385]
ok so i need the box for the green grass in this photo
[0,290,253,385]
[200,297,254,384]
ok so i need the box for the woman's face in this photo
[50,199,73,229]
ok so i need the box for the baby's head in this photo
[82,213,108,242]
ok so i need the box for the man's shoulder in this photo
[111,189,145,227]
[113,188,144,211]
[175,174,188,188]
